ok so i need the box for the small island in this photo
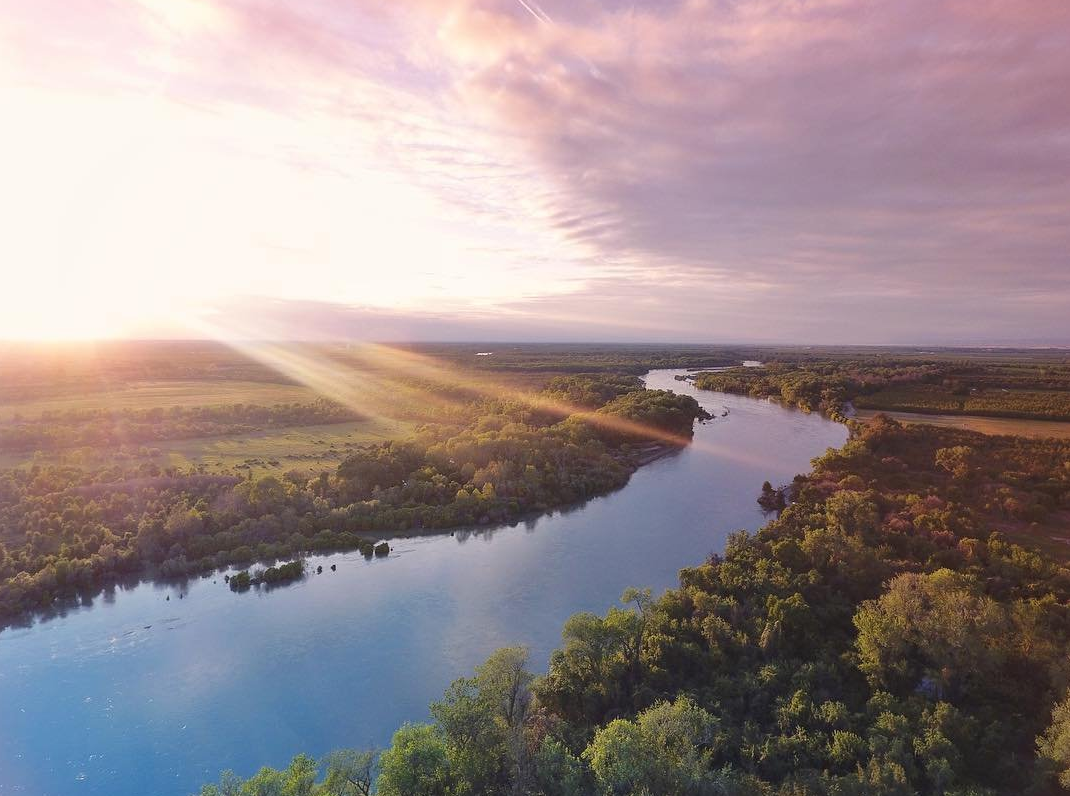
[227,559,306,591]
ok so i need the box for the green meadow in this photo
[0,379,321,421]
[0,417,413,474]
[0,372,415,473]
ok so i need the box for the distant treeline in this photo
[426,344,743,375]
[0,399,363,452]
[693,361,940,419]
[694,360,1070,421]
[0,375,707,626]
[854,384,1070,420]
[198,417,1070,796]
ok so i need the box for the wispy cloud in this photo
[1,0,1067,342]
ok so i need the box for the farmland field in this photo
[0,416,414,472]
[150,417,413,474]
[853,383,1070,420]
[0,379,320,421]
[0,367,416,472]
[852,407,1070,439]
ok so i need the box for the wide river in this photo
[0,370,847,796]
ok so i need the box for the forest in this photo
[0,374,707,626]
[693,359,1070,421]
[197,416,1070,795]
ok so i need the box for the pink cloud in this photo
[2,0,1067,342]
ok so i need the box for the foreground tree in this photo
[853,569,1010,700]
[1038,692,1070,790]
[321,749,377,796]
[429,646,534,795]
[583,696,723,796]
[196,750,377,796]
[376,724,451,796]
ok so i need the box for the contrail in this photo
[515,0,553,25]
[511,0,615,86]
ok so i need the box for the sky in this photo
[1,0,1068,344]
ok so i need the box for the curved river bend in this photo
[0,370,847,796]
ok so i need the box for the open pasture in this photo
[0,417,413,473]
[154,417,414,474]
[853,407,1070,440]
[0,379,322,421]
[854,383,1070,421]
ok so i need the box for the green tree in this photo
[854,570,1009,699]
[321,749,377,796]
[227,754,317,796]
[825,490,879,538]
[1038,691,1070,789]
[376,724,451,796]
[430,646,533,794]
[198,769,243,796]
[530,738,588,796]
[537,591,653,727]
[582,696,722,796]
[934,445,975,480]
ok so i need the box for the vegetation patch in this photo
[227,559,306,591]
[694,357,1070,423]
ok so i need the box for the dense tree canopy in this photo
[693,359,1070,420]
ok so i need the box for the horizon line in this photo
[1,338,1069,351]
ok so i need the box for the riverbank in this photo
[624,440,687,466]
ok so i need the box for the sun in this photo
[0,276,152,341]
[0,305,119,342]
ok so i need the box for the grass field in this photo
[155,417,414,474]
[0,379,322,421]
[0,417,414,473]
[988,511,1070,561]
[0,368,417,473]
[854,383,1070,420]
[853,408,1070,439]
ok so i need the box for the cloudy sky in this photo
[1,0,1067,343]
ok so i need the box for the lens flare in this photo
[184,315,709,451]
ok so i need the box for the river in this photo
[0,370,847,796]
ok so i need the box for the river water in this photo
[0,370,847,796]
